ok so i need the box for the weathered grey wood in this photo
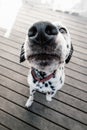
[0,66,27,85]
[0,110,37,130]
[22,4,87,25]
[0,97,65,130]
[0,125,10,130]
[20,6,87,29]
[0,85,87,130]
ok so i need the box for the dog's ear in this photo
[65,43,73,64]
[20,43,25,63]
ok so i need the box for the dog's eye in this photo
[59,27,67,34]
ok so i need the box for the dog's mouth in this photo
[28,53,60,60]
[28,53,60,66]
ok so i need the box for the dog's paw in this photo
[46,95,52,102]
[25,99,33,108]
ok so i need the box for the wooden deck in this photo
[0,3,87,130]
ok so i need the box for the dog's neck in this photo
[31,67,56,83]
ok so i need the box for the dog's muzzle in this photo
[27,22,61,68]
[28,22,58,45]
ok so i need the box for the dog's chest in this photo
[28,68,65,93]
[33,78,57,93]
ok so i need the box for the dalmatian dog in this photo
[20,21,73,108]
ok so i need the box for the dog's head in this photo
[20,21,73,72]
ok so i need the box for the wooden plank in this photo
[0,110,37,130]
[0,97,65,130]
[74,46,87,55]
[0,57,28,76]
[0,43,19,56]
[73,51,87,61]
[65,76,87,92]
[22,4,87,25]
[0,124,10,130]
[0,66,27,85]
[61,84,87,102]
[0,51,87,92]
[0,85,87,130]
[66,62,87,76]
[0,49,28,68]
[0,36,20,49]
[20,6,87,29]
[66,68,87,84]
[72,39,87,49]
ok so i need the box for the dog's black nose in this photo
[28,22,58,44]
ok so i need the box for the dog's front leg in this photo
[46,91,56,102]
[25,89,36,108]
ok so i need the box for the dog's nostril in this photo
[45,25,58,35]
[28,26,37,37]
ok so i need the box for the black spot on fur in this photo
[20,43,25,63]
[33,79,37,83]
[62,67,64,70]
[67,44,69,48]
[48,81,52,85]
[60,77,62,84]
[50,86,55,90]
[65,43,73,64]
[32,90,36,93]
[45,83,48,87]
[48,92,50,94]
[53,75,55,78]
[51,92,54,95]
